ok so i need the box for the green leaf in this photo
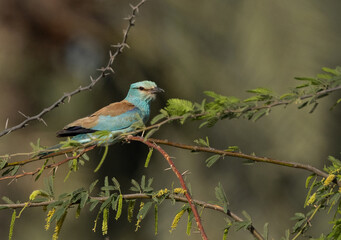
[144,128,159,139]
[205,154,220,167]
[252,109,268,121]
[115,194,123,220]
[104,176,110,197]
[147,178,153,189]
[194,137,210,147]
[50,205,67,223]
[298,101,308,109]
[0,158,8,169]
[101,186,116,191]
[136,202,153,220]
[8,210,16,240]
[144,148,153,168]
[263,222,269,240]
[80,192,89,209]
[127,200,135,223]
[215,182,229,213]
[35,159,49,181]
[244,96,262,103]
[90,200,100,211]
[165,98,194,116]
[112,177,121,192]
[150,113,167,125]
[100,195,114,212]
[225,146,240,152]
[10,165,19,176]
[305,174,315,188]
[141,175,146,191]
[130,179,141,192]
[322,67,338,75]
[186,209,193,236]
[89,180,99,193]
[154,204,158,235]
[247,88,272,95]
[279,93,296,100]
[82,153,90,161]
[2,196,14,204]
[44,175,54,197]
[94,145,108,172]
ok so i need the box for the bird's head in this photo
[125,81,164,103]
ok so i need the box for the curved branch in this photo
[0,0,147,138]
[127,136,208,240]
[0,193,264,240]
[146,138,339,186]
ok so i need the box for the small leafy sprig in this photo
[289,156,341,239]
[151,66,341,127]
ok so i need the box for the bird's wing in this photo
[56,100,139,137]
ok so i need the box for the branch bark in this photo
[0,192,264,240]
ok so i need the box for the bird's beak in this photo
[150,87,164,94]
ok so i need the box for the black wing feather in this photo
[56,126,97,137]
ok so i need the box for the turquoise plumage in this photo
[40,81,163,156]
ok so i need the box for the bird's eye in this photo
[138,86,145,90]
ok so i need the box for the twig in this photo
[0,0,147,138]
[127,136,208,240]
[0,193,264,240]
[0,146,95,182]
[146,138,338,186]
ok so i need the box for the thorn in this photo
[164,167,171,171]
[38,118,48,127]
[90,76,95,83]
[121,43,130,49]
[129,4,135,9]
[181,170,191,176]
[18,111,29,119]
[111,43,122,48]
[109,50,113,58]
[108,67,115,73]
[5,118,9,129]
[97,67,106,72]
[9,178,16,185]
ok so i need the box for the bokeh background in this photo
[0,0,340,239]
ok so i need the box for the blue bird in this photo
[40,81,163,156]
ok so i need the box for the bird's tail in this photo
[36,143,63,158]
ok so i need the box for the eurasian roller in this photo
[40,81,163,155]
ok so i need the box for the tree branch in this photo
[0,192,264,240]
[127,136,209,240]
[147,138,338,185]
[0,0,147,138]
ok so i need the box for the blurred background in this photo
[0,0,340,239]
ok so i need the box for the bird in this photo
[39,81,163,156]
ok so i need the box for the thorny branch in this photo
[127,136,208,240]
[0,146,95,182]
[0,193,264,240]
[0,0,147,138]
